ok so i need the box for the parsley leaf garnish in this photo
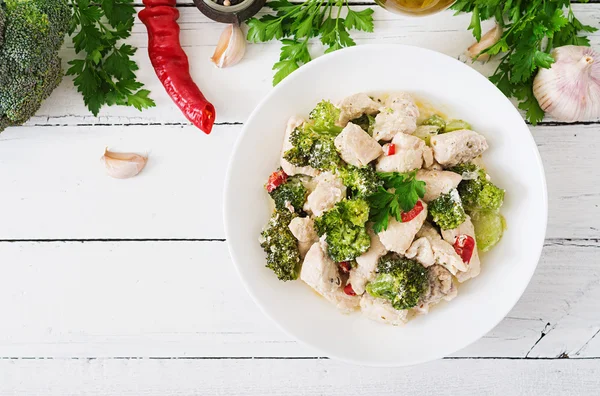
[453,0,597,125]
[247,0,374,85]
[367,171,426,233]
[67,0,155,116]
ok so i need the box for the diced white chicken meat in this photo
[303,172,346,217]
[413,265,457,315]
[372,93,419,141]
[323,288,361,314]
[349,229,387,295]
[280,116,320,177]
[406,222,467,275]
[378,200,428,255]
[300,242,342,295]
[337,93,380,126]
[360,293,408,326]
[334,123,383,167]
[441,215,481,283]
[288,217,318,258]
[431,129,489,167]
[416,170,463,202]
[376,133,430,173]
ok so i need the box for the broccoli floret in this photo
[366,253,428,310]
[422,114,446,130]
[451,163,505,212]
[470,209,506,252]
[309,100,341,131]
[338,165,383,198]
[314,198,371,262]
[444,119,471,132]
[350,114,375,135]
[269,175,307,213]
[429,189,467,230]
[0,0,70,132]
[260,210,301,281]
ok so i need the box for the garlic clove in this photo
[533,45,600,122]
[102,148,148,179]
[211,24,246,68]
[466,24,502,61]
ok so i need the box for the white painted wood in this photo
[0,240,597,358]
[0,124,597,239]
[0,358,599,395]
[21,4,600,126]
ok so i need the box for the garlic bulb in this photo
[102,148,148,179]
[466,24,502,61]
[211,24,246,68]
[533,45,600,122]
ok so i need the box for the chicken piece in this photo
[288,217,318,258]
[360,293,408,326]
[372,93,419,141]
[334,123,383,167]
[300,242,342,295]
[349,229,388,295]
[423,146,434,169]
[303,172,346,217]
[376,133,429,173]
[416,170,463,202]
[378,200,428,255]
[430,129,489,167]
[280,116,320,177]
[338,93,380,126]
[413,265,457,315]
[441,215,481,282]
[407,222,467,275]
[323,288,361,314]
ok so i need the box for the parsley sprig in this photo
[67,0,155,116]
[453,0,597,125]
[247,0,375,85]
[368,171,426,233]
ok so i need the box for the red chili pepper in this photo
[339,262,351,274]
[401,201,424,222]
[343,284,356,296]
[139,0,216,134]
[453,234,476,263]
[266,170,288,193]
[384,143,396,156]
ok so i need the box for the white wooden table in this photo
[1,1,599,394]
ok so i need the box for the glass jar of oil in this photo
[375,0,455,16]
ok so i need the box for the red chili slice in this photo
[384,143,396,156]
[343,284,356,296]
[401,201,424,222]
[339,262,351,274]
[453,234,476,263]
[265,170,288,193]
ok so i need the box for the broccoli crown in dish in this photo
[269,175,307,213]
[451,163,505,212]
[338,165,383,198]
[260,210,301,281]
[428,189,467,230]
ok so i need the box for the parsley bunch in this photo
[247,0,375,85]
[67,0,155,116]
[452,0,597,124]
[368,171,426,233]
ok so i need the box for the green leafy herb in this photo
[367,171,426,233]
[67,0,155,116]
[247,0,374,85]
[452,0,597,124]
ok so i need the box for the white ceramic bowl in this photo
[224,44,547,366]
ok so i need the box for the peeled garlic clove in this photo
[211,24,246,68]
[533,45,600,122]
[102,148,148,179]
[466,24,502,61]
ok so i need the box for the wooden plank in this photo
[0,240,597,358]
[22,4,600,126]
[0,124,597,240]
[0,358,599,395]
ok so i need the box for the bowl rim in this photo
[223,43,548,366]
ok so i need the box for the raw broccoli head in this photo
[309,100,341,131]
[260,210,301,281]
[284,118,342,171]
[269,175,307,213]
[428,189,467,230]
[338,165,383,198]
[314,199,371,262]
[451,163,505,212]
[366,253,429,310]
